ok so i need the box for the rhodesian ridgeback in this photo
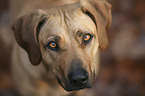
[11,0,112,96]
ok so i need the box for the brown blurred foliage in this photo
[0,0,145,96]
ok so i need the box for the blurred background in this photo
[0,0,145,96]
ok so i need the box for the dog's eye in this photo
[50,42,57,48]
[46,41,58,51]
[83,34,93,45]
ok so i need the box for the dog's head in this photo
[11,0,111,91]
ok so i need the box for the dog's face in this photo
[11,0,112,91]
[39,8,99,91]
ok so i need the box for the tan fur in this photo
[11,0,111,96]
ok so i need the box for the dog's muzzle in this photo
[56,59,94,91]
[68,68,88,87]
[56,68,93,91]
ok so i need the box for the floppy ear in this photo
[80,0,112,50]
[11,10,48,65]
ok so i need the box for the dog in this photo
[11,0,112,96]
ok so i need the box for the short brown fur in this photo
[11,0,112,96]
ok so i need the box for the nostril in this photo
[80,78,88,84]
[72,80,77,85]
[70,75,88,86]
[68,68,88,86]
[71,75,88,86]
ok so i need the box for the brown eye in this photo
[50,42,57,48]
[84,34,91,41]
[46,41,58,51]
[83,34,93,45]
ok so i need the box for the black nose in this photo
[68,68,88,86]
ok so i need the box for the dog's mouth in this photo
[55,73,95,92]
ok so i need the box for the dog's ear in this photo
[11,10,48,65]
[80,0,112,50]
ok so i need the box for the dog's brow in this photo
[76,31,83,37]
[55,36,61,43]
[76,30,94,36]
[46,36,61,42]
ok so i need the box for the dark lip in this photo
[65,84,92,92]
[56,76,93,92]
[56,76,67,90]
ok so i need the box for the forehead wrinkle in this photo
[58,8,67,29]
[49,8,70,38]
[42,9,66,34]
[64,8,96,34]
[63,9,73,28]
